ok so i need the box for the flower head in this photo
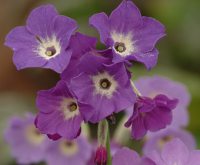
[133,76,190,128]
[35,80,93,140]
[4,113,47,164]
[5,5,77,73]
[147,138,200,165]
[45,137,92,165]
[70,53,136,123]
[89,0,165,69]
[125,94,178,140]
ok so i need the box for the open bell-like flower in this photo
[35,80,93,140]
[147,138,200,165]
[45,137,92,165]
[4,113,48,164]
[5,5,77,73]
[89,0,165,69]
[125,94,178,140]
[70,53,136,123]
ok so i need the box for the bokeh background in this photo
[0,0,200,164]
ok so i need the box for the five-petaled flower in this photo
[70,53,136,123]
[90,0,165,69]
[35,80,93,140]
[4,113,48,164]
[44,137,92,165]
[5,5,77,73]
[146,138,200,165]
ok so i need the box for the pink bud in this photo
[95,145,107,165]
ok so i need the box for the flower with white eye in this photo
[71,53,136,123]
[111,31,135,58]
[146,138,200,165]
[4,113,47,164]
[34,35,61,60]
[143,128,196,155]
[90,0,165,69]
[45,137,92,165]
[35,80,93,140]
[92,72,118,99]
[5,5,77,73]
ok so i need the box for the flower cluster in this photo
[4,0,200,165]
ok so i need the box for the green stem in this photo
[106,127,112,165]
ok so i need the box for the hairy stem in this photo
[131,80,142,97]
[97,119,112,165]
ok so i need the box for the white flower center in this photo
[34,35,61,60]
[59,140,79,156]
[25,124,45,145]
[111,31,135,57]
[92,72,118,98]
[60,98,79,120]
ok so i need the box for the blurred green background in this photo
[0,0,200,164]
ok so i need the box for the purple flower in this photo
[125,95,178,140]
[35,80,93,140]
[45,137,92,165]
[133,76,190,128]
[143,128,196,155]
[70,54,136,123]
[89,0,165,69]
[112,147,156,165]
[5,5,77,73]
[4,113,47,164]
[147,138,200,165]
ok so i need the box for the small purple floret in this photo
[89,0,165,69]
[147,138,200,165]
[70,54,136,123]
[35,80,93,140]
[5,5,77,73]
[112,147,156,165]
[125,94,178,140]
[4,113,47,164]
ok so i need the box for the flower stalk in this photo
[131,80,142,97]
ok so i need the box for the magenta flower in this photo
[125,95,178,140]
[35,80,93,140]
[143,128,196,155]
[89,0,165,69]
[134,76,190,128]
[4,113,47,164]
[147,138,200,165]
[70,54,136,123]
[112,147,156,165]
[5,5,77,73]
[45,137,92,165]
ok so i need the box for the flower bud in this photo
[95,145,107,165]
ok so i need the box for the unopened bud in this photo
[95,145,107,165]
